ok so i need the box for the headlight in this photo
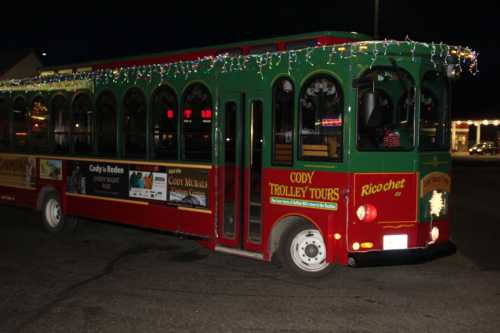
[430,226,440,242]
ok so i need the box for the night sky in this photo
[3,2,498,119]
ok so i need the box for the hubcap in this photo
[305,244,319,258]
[290,229,329,272]
[45,199,62,228]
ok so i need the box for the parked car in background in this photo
[469,141,498,155]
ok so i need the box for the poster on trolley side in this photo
[67,161,129,198]
[167,168,209,208]
[0,154,36,189]
[128,165,167,201]
[67,161,209,207]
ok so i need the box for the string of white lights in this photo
[0,41,478,93]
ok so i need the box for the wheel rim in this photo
[290,229,329,272]
[45,199,62,228]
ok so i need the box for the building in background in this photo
[0,50,42,80]
[452,119,500,152]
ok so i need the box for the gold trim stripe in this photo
[0,153,212,170]
[382,224,415,229]
[303,164,337,169]
[0,184,36,191]
[65,193,149,206]
[378,220,417,224]
[177,206,212,214]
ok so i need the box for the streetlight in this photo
[374,0,380,39]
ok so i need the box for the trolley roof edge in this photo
[0,31,478,92]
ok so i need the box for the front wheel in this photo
[41,192,77,233]
[279,223,333,278]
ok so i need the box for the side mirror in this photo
[446,64,461,80]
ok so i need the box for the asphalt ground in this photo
[1,158,499,332]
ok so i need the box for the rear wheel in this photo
[41,192,77,233]
[279,222,333,278]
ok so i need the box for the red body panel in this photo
[352,173,418,224]
[349,173,419,250]
[0,156,215,239]
[0,154,450,266]
[260,168,349,263]
[0,186,37,208]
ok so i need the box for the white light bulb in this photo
[430,190,444,217]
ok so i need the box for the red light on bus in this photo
[320,118,342,127]
[356,204,378,222]
[201,109,212,119]
[183,109,192,119]
[166,109,174,119]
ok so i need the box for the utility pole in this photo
[374,0,380,39]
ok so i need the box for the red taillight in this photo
[356,204,378,222]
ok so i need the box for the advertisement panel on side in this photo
[129,165,167,201]
[67,161,129,198]
[167,168,209,208]
[40,159,63,181]
[67,161,210,208]
[0,155,36,189]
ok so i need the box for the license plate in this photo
[383,234,408,250]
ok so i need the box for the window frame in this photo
[30,94,50,153]
[181,82,213,162]
[123,87,148,159]
[12,95,29,152]
[71,91,95,155]
[271,76,295,166]
[0,96,11,151]
[95,90,118,157]
[355,66,417,152]
[298,73,344,163]
[418,70,451,152]
[50,93,71,154]
[151,84,179,161]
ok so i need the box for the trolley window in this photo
[272,77,294,165]
[420,71,450,151]
[13,96,28,151]
[299,74,343,161]
[31,96,49,153]
[72,93,94,154]
[357,67,415,151]
[96,91,117,156]
[152,86,178,160]
[0,97,9,151]
[51,94,70,153]
[182,83,212,161]
[124,88,147,158]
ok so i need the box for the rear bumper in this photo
[348,241,456,267]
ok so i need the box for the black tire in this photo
[279,222,333,278]
[41,192,77,233]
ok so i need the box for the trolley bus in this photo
[0,31,477,277]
